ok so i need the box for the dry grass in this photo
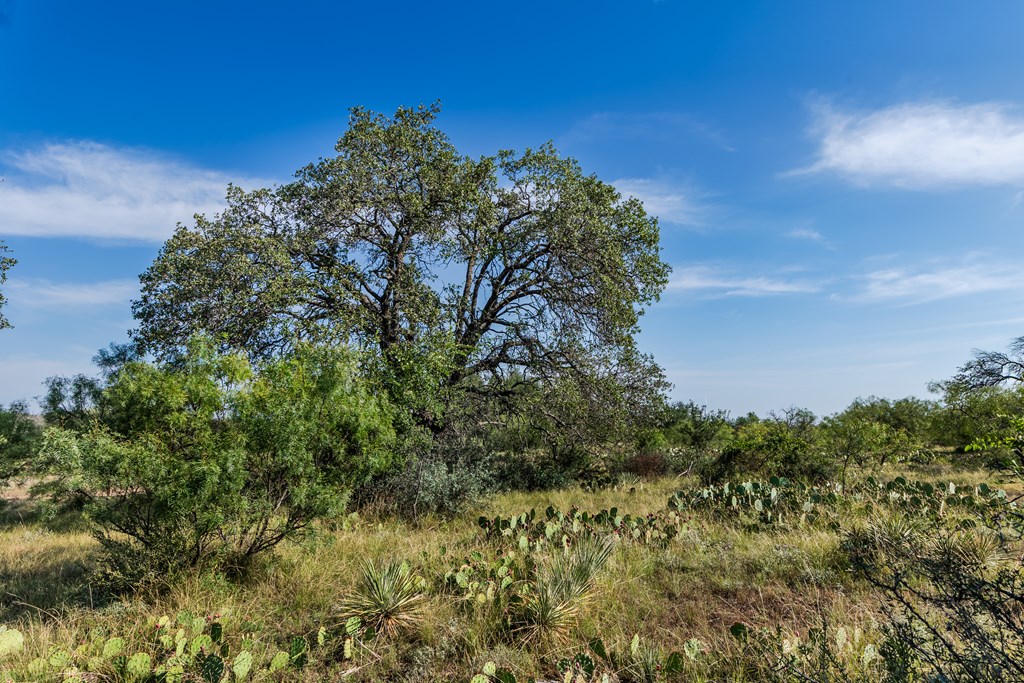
[0,467,1010,681]
[0,526,96,621]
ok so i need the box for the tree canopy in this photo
[0,241,14,330]
[132,104,671,435]
[951,336,1024,390]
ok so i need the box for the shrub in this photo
[0,401,41,489]
[704,420,831,483]
[659,401,732,451]
[622,452,667,478]
[929,382,1024,455]
[492,446,591,492]
[40,339,396,588]
[846,492,1024,682]
[354,442,496,518]
[818,412,919,485]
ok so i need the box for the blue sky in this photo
[2,1,1024,416]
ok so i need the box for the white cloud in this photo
[614,178,701,225]
[0,141,269,241]
[799,100,1024,188]
[786,228,824,242]
[7,278,138,308]
[668,264,821,297]
[853,259,1024,304]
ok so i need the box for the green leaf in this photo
[26,658,48,677]
[574,652,595,676]
[683,637,704,661]
[164,663,185,683]
[190,634,213,655]
[47,649,70,670]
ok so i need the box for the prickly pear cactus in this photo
[268,650,290,672]
[472,660,519,683]
[232,650,253,680]
[200,653,224,683]
[0,627,24,658]
[126,652,152,680]
[102,637,125,659]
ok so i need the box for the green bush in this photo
[818,412,919,485]
[845,510,1024,682]
[704,420,831,483]
[0,401,41,489]
[929,382,1024,456]
[659,401,732,451]
[40,339,396,588]
[492,446,593,492]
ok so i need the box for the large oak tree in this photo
[132,104,670,435]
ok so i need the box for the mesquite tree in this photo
[0,241,14,330]
[132,104,670,436]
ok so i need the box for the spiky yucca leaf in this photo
[341,559,426,638]
[934,529,1009,572]
[518,536,615,644]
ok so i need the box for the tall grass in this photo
[1,467,1013,681]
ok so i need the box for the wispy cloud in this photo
[785,228,823,242]
[7,278,139,308]
[613,178,702,225]
[0,141,269,241]
[852,257,1024,304]
[668,264,822,297]
[783,227,837,250]
[797,99,1024,188]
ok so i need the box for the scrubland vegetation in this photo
[2,374,1022,682]
[1,106,1022,681]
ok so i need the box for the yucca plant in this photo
[935,529,1008,572]
[516,536,615,644]
[340,559,426,638]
